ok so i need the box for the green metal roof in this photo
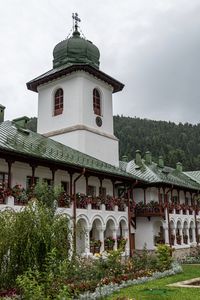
[53,29,100,69]
[0,121,140,180]
[26,64,124,94]
[120,159,200,190]
[184,171,200,185]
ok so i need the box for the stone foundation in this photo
[136,245,200,260]
[172,246,200,260]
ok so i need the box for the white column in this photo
[87,203,92,210]
[85,228,91,255]
[164,227,169,244]
[124,228,129,255]
[198,228,200,244]
[187,227,190,244]
[179,228,183,245]
[113,229,117,250]
[99,228,105,253]
[164,208,168,220]
[7,196,14,206]
[173,228,177,245]
[192,227,196,244]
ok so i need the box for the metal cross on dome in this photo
[72,13,81,32]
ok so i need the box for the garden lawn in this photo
[107,265,200,300]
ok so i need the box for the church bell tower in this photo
[27,14,124,166]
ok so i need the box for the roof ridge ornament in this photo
[72,13,81,34]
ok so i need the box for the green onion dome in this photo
[53,30,100,69]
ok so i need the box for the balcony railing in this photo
[136,201,165,217]
[0,191,129,213]
[168,203,195,215]
[75,195,128,211]
[0,196,6,204]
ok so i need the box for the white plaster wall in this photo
[179,191,185,204]
[37,71,114,135]
[185,191,192,205]
[83,130,119,166]
[37,74,82,134]
[51,129,119,166]
[11,162,31,188]
[146,187,158,203]
[135,218,154,250]
[37,71,119,166]
[0,159,114,197]
[133,188,144,203]
[54,170,71,186]
[102,179,113,196]
[135,217,163,250]
[81,73,113,133]
[0,159,8,173]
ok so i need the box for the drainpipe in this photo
[73,168,85,255]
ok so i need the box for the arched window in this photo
[54,88,63,116]
[93,88,101,116]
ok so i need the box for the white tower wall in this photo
[37,71,119,166]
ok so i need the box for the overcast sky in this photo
[0,0,200,124]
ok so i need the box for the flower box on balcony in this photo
[183,235,188,244]
[136,201,164,217]
[170,234,175,245]
[0,197,5,204]
[0,186,11,204]
[176,235,182,245]
[104,237,115,251]
[90,240,101,254]
[91,197,101,210]
[117,237,127,250]
[76,193,88,209]
[197,235,200,243]
[58,193,71,208]
[189,207,193,215]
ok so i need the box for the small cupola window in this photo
[54,88,64,116]
[93,88,101,116]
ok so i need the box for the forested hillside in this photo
[114,115,200,171]
[26,116,200,171]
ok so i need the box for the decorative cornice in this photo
[26,64,124,93]
[42,124,119,141]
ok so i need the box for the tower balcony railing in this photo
[135,201,165,217]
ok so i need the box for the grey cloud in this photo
[0,0,200,124]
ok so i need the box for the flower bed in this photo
[179,256,200,264]
[78,262,182,299]
[0,243,176,299]
[67,244,174,298]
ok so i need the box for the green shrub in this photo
[32,182,62,211]
[131,245,158,272]
[156,244,173,271]
[17,249,71,300]
[0,201,71,289]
